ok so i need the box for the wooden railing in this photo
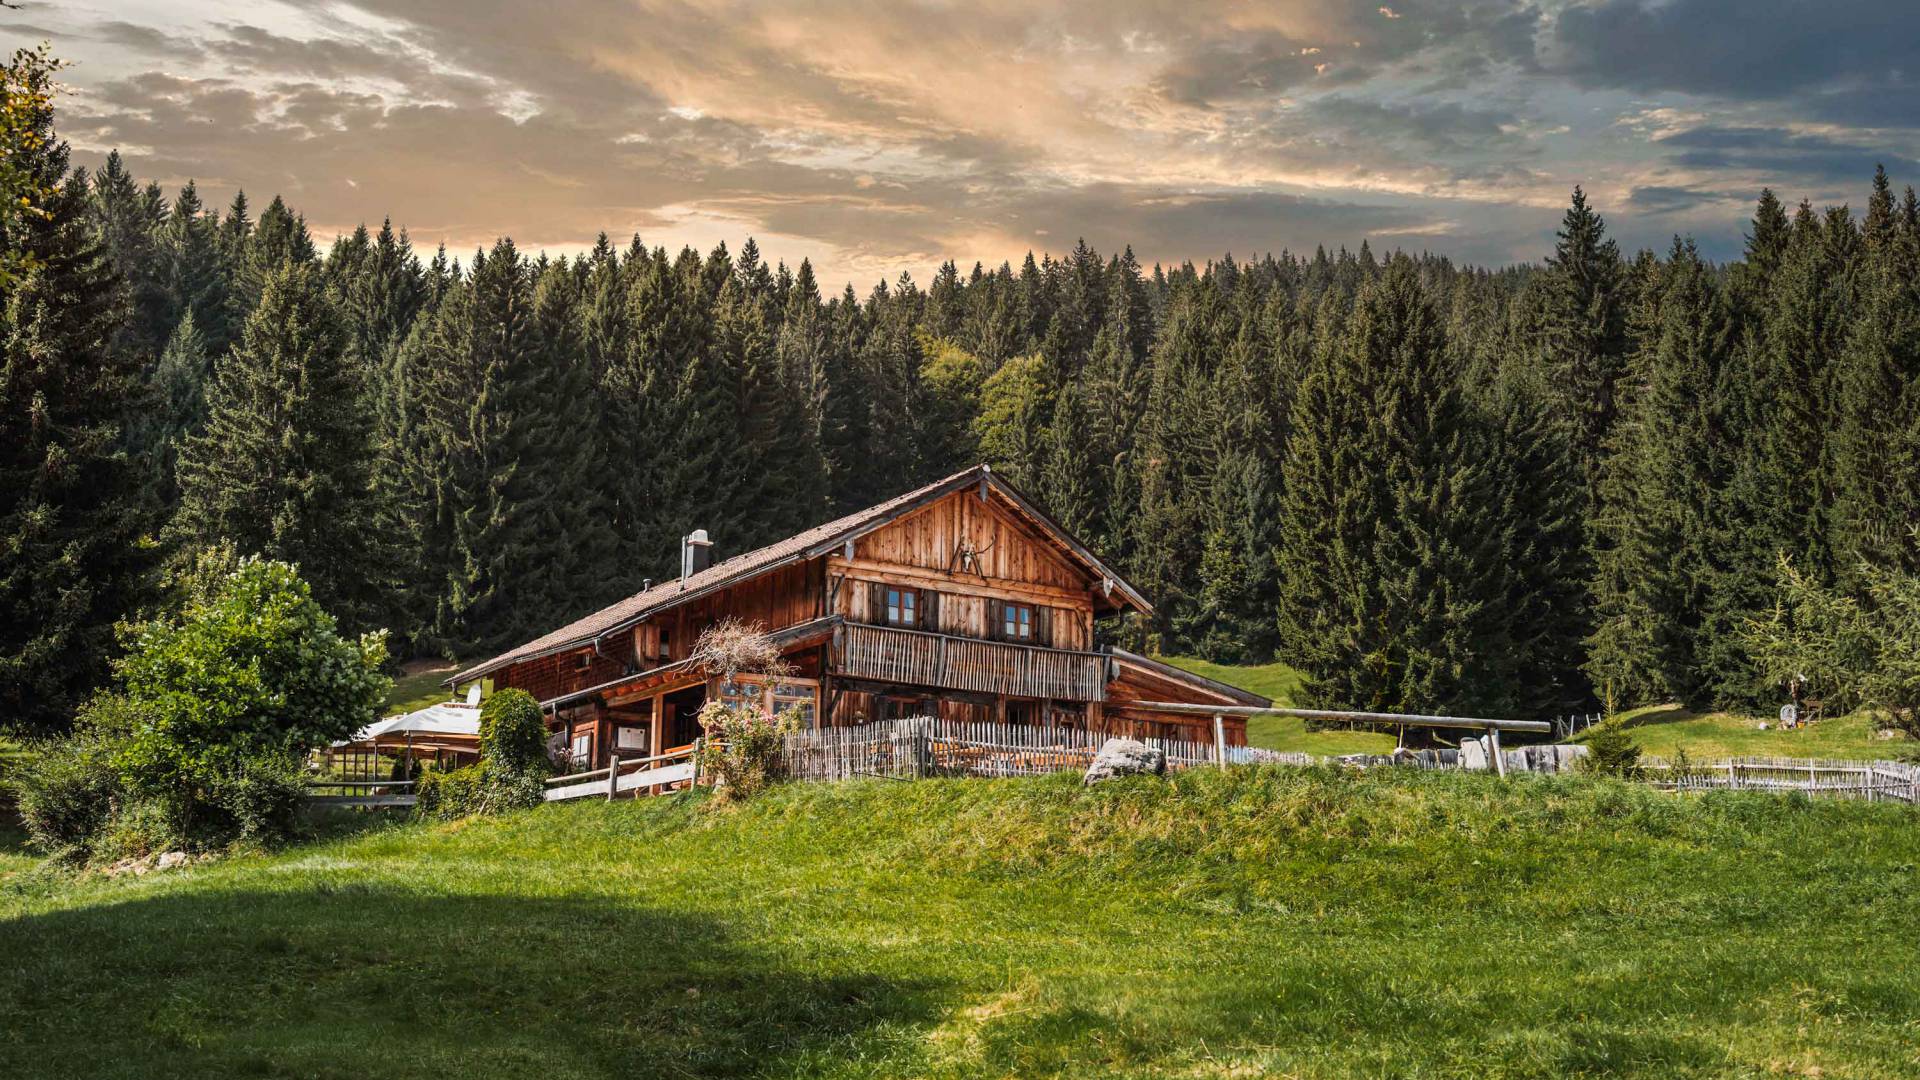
[831,622,1108,701]
[542,745,700,802]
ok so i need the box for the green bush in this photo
[15,717,127,859]
[112,557,389,795]
[18,558,386,862]
[414,763,487,819]
[1580,726,1644,778]
[414,761,544,821]
[480,689,549,780]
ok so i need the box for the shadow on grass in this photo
[0,884,940,1079]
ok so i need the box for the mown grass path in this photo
[4,768,1918,1078]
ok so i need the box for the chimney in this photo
[681,529,713,579]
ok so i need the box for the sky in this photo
[9,0,1918,289]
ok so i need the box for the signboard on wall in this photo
[616,725,650,749]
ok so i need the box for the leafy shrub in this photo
[414,763,487,819]
[206,754,309,846]
[413,761,544,821]
[112,557,390,795]
[19,558,387,861]
[696,701,803,803]
[14,705,129,858]
[480,689,549,780]
[1579,726,1644,778]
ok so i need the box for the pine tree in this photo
[170,262,381,627]
[1275,260,1500,715]
[1706,203,1859,707]
[158,180,232,356]
[127,310,211,504]
[0,52,154,732]
[86,150,170,361]
[1831,179,1920,579]
[1538,188,1627,499]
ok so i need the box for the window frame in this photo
[884,585,919,629]
[1001,601,1035,642]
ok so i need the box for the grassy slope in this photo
[385,661,462,714]
[6,770,1918,1079]
[1157,656,1399,756]
[1590,705,1909,763]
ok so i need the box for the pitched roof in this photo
[450,465,1149,686]
[1108,649,1272,707]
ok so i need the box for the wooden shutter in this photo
[869,581,886,625]
[922,590,941,634]
[1035,606,1053,648]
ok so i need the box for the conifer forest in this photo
[8,44,1920,736]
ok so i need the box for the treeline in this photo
[7,51,1920,732]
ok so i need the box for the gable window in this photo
[885,587,918,628]
[1002,603,1034,641]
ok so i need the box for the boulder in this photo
[156,851,189,871]
[1084,738,1167,784]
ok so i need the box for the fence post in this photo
[1488,726,1506,778]
[607,756,619,801]
[1213,713,1227,767]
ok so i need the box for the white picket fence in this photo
[1644,755,1919,804]
[781,717,1225,782]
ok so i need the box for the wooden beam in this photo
[827,556,1094,609]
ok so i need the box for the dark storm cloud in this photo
[1542,0,1920,111]
[1659,127,1920,187]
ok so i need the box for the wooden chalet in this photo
[448,465,1268,771]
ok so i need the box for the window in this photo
[885,587,918,628]
[1002,603,1034,641]
[572,650,593,671]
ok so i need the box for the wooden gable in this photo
[848,485,1093,594]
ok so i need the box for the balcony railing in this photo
[832,622,1109,702]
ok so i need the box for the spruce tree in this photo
[170,262,381,627]
[158,180,232,356]
[1275,260,1500,715]
[1538,188,1627,499]
[1831,180,1920,580]
[0,52,153,733]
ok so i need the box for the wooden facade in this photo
[455,466,1265,770]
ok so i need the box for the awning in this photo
[338,702,483,747]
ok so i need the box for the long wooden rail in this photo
[543,746,699,802]
[305,779,417,808]
[833,622,1108,701]
[1124,701,1552,777]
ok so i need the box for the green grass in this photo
[1589,704,1912,762]
[384,661,466,714]
[1157,656,1399,756]
[6,769,1917,1078]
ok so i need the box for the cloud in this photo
[11,0,1915,285]
[1540,0,1920,114]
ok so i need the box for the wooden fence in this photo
[1645,755,1919,804]
[782,717,1222,782]
[543,746,699,802]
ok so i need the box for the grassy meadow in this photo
[5,767,1919,1079]
[1585,705,1910,763]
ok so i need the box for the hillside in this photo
[6,769,1919,1078]
[1588,705,1910,763]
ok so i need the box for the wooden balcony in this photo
[831,622,1109,702]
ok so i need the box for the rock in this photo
[1459,738,1487,772]
[1757,722,1770,731]
[156,851,189,871]
[1083,738,1166,784]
